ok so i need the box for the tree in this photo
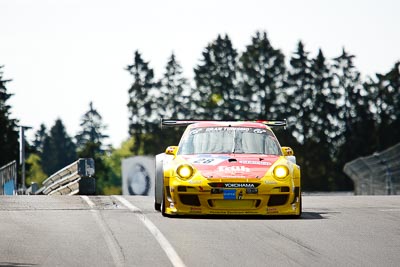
[238,31,286,120]
[286,44,338,190]
[308,49,339,190]
[158,53,192,120]
[382,62,400,146]
[286,41,314,143]
[366,62,400,150]
[32,124,48,154]
[144,53,192,153]
[75,101,108,153]
[25,153,47,187]
[194,34,239,120]
[0,65,19,166]
[333,48,368,190]
[102,137,135,195]
[126,50,157,154]
[311,49,341,149]
[41,119,77,176]
[333,49,375,154]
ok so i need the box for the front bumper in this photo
[163,179,301,216]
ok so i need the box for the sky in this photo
[1,0,399,148]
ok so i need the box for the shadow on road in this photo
[166,211,328,220]
[0,263,37,267]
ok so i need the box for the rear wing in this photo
[161,119,287,128]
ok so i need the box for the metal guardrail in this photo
[343,143,400,195]
[0,161,17,195]
[38,158,95,195]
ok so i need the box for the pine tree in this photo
[286,44,336,190]
[333,48,369,190]
[383,62,400,146]
[158,53,191,120]
[0,65,19,166]
[311,49,340,147]
[369,62,400,149]
[147,52,191,153]
[286,41,314,143]
[238,31,286,119]
[41,119,77,175]
[333,48,374,156]
[75,101,108,153]
[309,49,339,190]
[126,50,157,154]
[194,34,239,120]
[33,124,48,154]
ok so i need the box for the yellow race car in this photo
[154,120,301,217]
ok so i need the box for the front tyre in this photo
[161,187,168,217]
[154,202,161,211]
[154,153,164,212]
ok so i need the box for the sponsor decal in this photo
[185,154,278,179]
[264,180,278,185]
[209,182,260,188]
[267,207,279,214]
[253,129,267,134]
[205,127,251,132]
[218,165,250,173]
[188,155,228,166]
[239,160,271,166]
[211,188,223,194]
[246,188,258,194]
[190,207,202,213]
[225,183,255,188]
[223,189,236,200]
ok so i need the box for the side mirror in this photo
[281,146,294,156]
[281,147,296,164]
[165,146,178,156]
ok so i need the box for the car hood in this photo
[181,154,280,179]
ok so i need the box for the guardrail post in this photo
[78,158,96,195]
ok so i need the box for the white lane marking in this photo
[82,195,95,208]
[113,195,186,267]
[81,196,125,267]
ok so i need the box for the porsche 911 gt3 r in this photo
[154,120,301,217]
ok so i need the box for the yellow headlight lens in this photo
[273,165,289,179]
[176,164,194,180]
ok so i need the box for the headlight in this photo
[176,164,194,180]
[273,165,289,179]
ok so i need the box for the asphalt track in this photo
[0,195,399,267]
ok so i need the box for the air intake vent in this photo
[268,195,288,206]
[179,194,201,206]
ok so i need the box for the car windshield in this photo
[178,126,281,155]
